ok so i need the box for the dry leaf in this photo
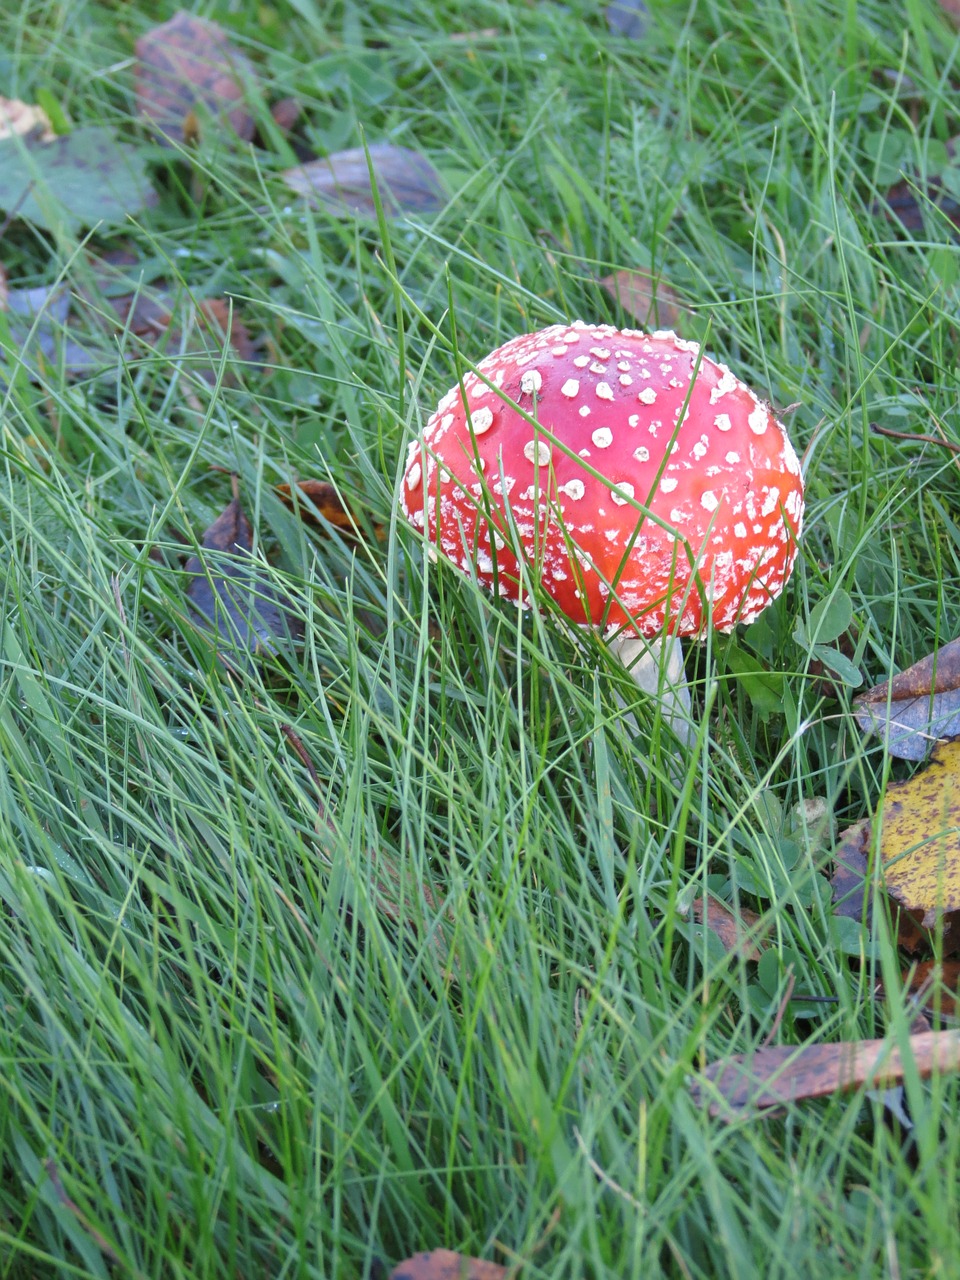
[690,1029,960,1118]
[185,476,302,668]
[854,635,960,760]
[0,96,54,142]
[939,0,960,25]
[282,144,446,218]
[605,0,650,39]
[135,11,256,146]
[389,1250,508,1280]
[901,960,960,1020]
[689,896,767,962]
[600,268,689,332]
[0,281,101,381]
[831,739,960,948]
[275,479,384,539]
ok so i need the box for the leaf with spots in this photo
[282,144,446,218]
[185,477,302,671]
[0,126,155,234]
[135,11,257,146]
[831,739,960,950]
[855,635,960,760]
[690,1029,960,1119]
[389,1250,507,1280]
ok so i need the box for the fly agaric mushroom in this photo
[400,322,804,743]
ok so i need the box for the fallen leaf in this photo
[605,0,650,39]
[135,11,256,146]
[688,896,767,962]
[854,636,960,760]
[830,822,928,952]
[939,0,960,25]
[0,282,101,381]
[282,143,446,218]
[0,96,55,142]
[185,476,302,668]
[0,127,154,234]
[600,267,689,332]
[389,1250,508,1280]
[901,960,960,1020]
[275,480,383,539]
[690,1029,960,1118]
[831,739,960,946]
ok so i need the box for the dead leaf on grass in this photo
[275,479,384,539]
[282,143,446,218]
[135,11,257,146]
[389,1250,508,1280]
[831,739,960,948]
[0,281,101,381]
[854,635,960,760]
[0,97,55,143]
[688,896,767,962]
[600,267,690,333]
[185,476,302,669]
[0,126,155,234]
[690,1029,960,1118]
[605,0,650,39]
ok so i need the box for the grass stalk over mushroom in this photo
[4,0,960,1276]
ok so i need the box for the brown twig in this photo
[869,422,960,454]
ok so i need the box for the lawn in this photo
[2,0,960,1276]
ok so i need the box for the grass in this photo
[2,0,960,1274]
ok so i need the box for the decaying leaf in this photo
[901,960,960,1020]
[0,96,55,142]
[855,636,960,760]
[605,0,650,40]
[185,477,302,668]
[135,11,256,146]
[389,1250,508,1280]
[275,480,383,539]
[0,127,154,234]
[938,0,960,26]
[831,739,960,946]
[688,896,767,962]
[282,144,446,218]
[0,282,101,381]
[600,268,689,332]
[690,1029,960,1118]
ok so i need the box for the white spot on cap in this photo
[561,479,585,500]
[660,477,678,493]
[471,406,494,434]
[592,427,613,448]
[619,374,633,386]
[520,369,543,395]
[611,483,635,506]
[628,414,639,427]
[638,387,657,405]
[701,491,719,512]
[406,462,422,489]
[561,378,580,398]
[761,486,780,516]
[710,370,739,404]
[573,354,590,368]
[692,440,708,460]
[734,522,747,538]
[590,347,611,359]
[563,330,581,343]
[633,446,649,462]
[596,382,614,401]
[714,413,732,431]
[524,440,552,466]
[725,450,740,464]
[579,406,591,417]
[749,404,769,435]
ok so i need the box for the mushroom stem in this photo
[606,630,694,749]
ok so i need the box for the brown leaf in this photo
[282,144,446,218]
[690,1029,960,1118]
[185,476,302,668]
[600,268,690,333]
[901,960,960,1020]
[689,896,766,962]
[135,11,256,146]
[275,479,384,539]
[939,0,960,25]
[879,137,960,235]
[854,635,960,760]
[270,97,301,134]
[389,1250,508,1280]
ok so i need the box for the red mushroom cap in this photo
[400,322,804,636]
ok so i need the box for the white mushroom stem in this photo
[606,630,694,749]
